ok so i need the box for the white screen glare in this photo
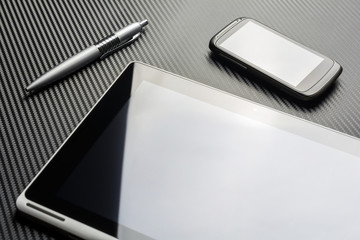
[119,80,360,240]
[220,21,324,86]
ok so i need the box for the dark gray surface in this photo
[1,0,360,239]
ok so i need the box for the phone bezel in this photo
[211,18,336,95]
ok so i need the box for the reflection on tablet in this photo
[18,62,360,240]
[61,80,360,239]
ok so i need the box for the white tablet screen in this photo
[117,80,360,239]
[57,64,360,239]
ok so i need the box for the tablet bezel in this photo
[17,61,360,239]
[17,63,138,239]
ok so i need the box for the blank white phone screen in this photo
[220,21,324,86]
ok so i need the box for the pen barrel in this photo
[26,46,100,91]
[95,34,123,59]
[26,20,147,91]
[95,22,143,59]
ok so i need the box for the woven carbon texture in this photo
[1,1,360,239]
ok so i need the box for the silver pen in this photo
[26,19,148,92]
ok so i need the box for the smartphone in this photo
[209,18,342,100]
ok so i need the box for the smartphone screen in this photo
[210,18,343,100]
[220,20,324,87]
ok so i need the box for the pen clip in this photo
[99,33,141,59]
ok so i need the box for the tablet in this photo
[17,62,360,240]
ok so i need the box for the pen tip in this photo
[140,19,148,28]
[25,84,35,92]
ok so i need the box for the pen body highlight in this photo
[26,20,148,92]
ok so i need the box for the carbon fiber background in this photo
[1,0,360,239]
